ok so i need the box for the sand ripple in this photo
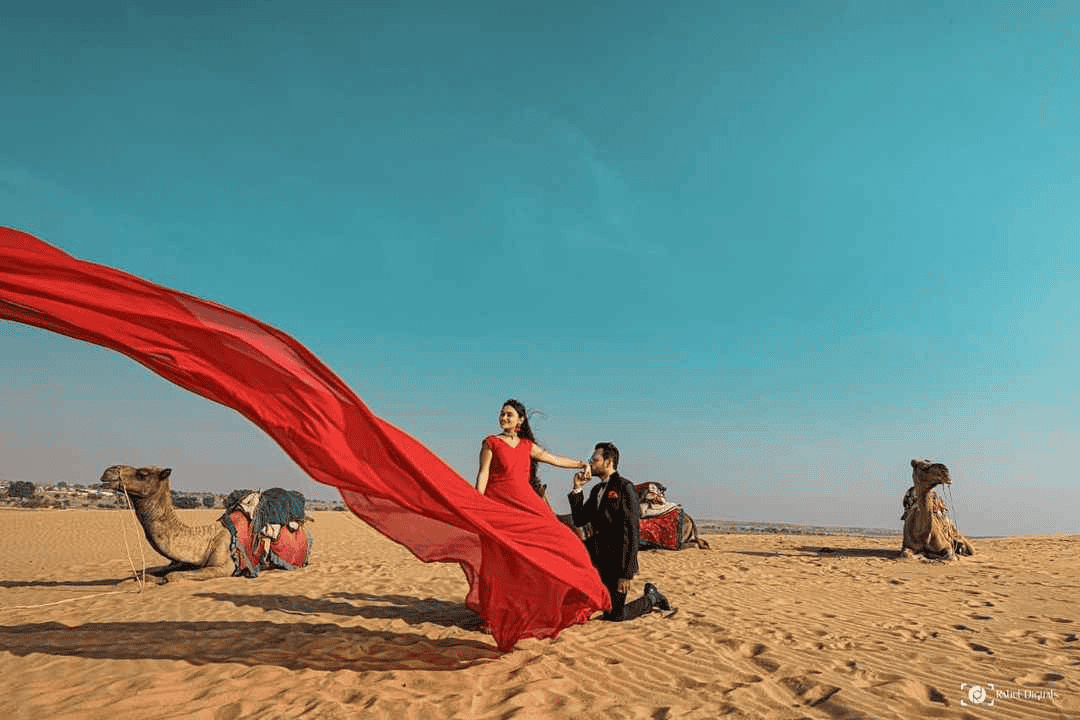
[1,509,1076,718]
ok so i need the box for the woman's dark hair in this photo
[503,398,545,497]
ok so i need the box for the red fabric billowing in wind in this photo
[0,227,609,651]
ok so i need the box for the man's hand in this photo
[617,578,631,594]
[572,468,591,491]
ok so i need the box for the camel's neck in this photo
[912,483,950,546]
[128,486,218,563]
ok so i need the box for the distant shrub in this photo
[8,480,36,499]
[202,495,216,508]
[174,496,199,509]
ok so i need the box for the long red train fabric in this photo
[0,227,609,651]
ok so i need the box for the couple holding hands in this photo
[475,399,673,622]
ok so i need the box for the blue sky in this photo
[2,1,1077,536]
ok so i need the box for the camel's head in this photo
[911,459,951,488]
[99,465,173,499]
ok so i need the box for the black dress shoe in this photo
[643,582,671,612]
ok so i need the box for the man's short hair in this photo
[594,442,619,470]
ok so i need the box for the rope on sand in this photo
[4,590,132,610]
[1,485,149,610]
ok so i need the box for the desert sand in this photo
[1,507,1075,719]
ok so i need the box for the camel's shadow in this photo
[796,546,901,559]
[0,577,128,589]
[727,547,901,560]
[195,591,482,631]
[0,619,501,670]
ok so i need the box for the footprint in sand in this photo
[868,677,948,707]
[1016,671,1065,684]
[750,655,780,673]
[964,599,994,607]
[779,674,841,706]
[741,642,781,673]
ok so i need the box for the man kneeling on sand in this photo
[569,442,674,621]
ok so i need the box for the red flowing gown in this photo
[482,436,552,516]
[0,227,609,651]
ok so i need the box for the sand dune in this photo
[1,508,1075,719]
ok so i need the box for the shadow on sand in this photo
[0,618,501,670]
[0,577,130,589]
[797,546,901,559]
[727,547,901,560]
[195,591,482,631]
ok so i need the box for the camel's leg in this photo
[943,518,975,556]
[163,563,234,582]
[162,538,235,583]
[680,516,711,550]
[115,560,193,586]
[921,545,955,561]
[690,517,710,549]
[146,560,196,577]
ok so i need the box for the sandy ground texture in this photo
[1,507,1076,719]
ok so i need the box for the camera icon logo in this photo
[961,682,995,706]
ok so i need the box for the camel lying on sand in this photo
[100,465,311,582]
[636,482,710,550]
[901,459,975,560]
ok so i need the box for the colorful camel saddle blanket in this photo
[218,488,313,577]
[639,507,686,550]
[900,486,948,520]
[635,482,686,551]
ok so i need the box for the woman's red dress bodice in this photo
[483,436,552,516]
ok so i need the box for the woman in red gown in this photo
[475,399,589,514]
[1,228,610,651]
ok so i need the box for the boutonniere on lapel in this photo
[606,489,619,500]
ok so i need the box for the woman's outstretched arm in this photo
[475,443,494,494]
[532,445,589,471]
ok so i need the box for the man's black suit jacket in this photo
[568,472,640,581]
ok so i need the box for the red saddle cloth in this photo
[220,510,312,577]
[639,507,684,550]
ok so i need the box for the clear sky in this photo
[2,1,1077,536]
